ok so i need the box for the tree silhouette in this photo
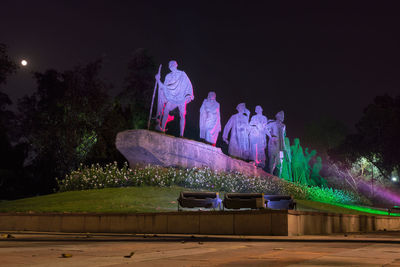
[329,94,400,179]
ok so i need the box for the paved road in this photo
[2,232,400,266]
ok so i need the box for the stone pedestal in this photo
[116,129,272,178]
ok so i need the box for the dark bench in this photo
[223,193,266,210]
[264,195,296,210]
[177,191,222,211]
[387,206,400,216]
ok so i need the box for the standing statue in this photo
[304,148,317,178]
[291,138,308,185]
[155,60,194,137]
[223,103,251,160]
[310,156,328,187]
[249,105,269,168]
[304,148,317,166]
[267,111,286,175]
[199,91,221,145]
[277,137,293,182]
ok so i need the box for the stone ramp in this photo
[116,129,272,178]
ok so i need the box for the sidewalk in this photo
[1,231,400,266]
[3,230,400,242]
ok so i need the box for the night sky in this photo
[1,1,400,139]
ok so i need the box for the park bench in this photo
[387,206,400,216]
[177,191,222,211]
[264,195,296,210]
[223,193,266,210]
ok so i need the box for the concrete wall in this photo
[0,210,288,236]
[287,210,400,235]
[2,210,400,236]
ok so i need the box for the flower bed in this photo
[57,162,370,205]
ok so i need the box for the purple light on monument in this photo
[357,179,400,204]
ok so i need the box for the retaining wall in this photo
[1,210,400,236]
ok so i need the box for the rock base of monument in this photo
[116,129,273,178]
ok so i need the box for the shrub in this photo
[56,162,370,205]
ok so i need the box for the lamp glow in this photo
[392,177,398,182]
[21,60,28,66]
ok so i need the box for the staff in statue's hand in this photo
[148,64,162,130]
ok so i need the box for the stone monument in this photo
[116,129,272,179]
[155,60,194,136]
[249,105,269,168]
[304,148,317,178]
[267,110,286,175]
[278,137,293,182]
[310,156,327,187]
[199,91,221,145]
[291,138,308,185]
[222,103,250,160]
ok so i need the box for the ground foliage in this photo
[57,162,371,206]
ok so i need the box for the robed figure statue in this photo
[155,60,194,137]
[223,103,251,160]
[199,91,221,145]
[249,105,269,168]
[291,138,308,185]
[278,137,293,182]
[267,110,286,175]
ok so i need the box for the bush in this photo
[57,162,370,205]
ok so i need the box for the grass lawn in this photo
[0,186,397,216]
[0,186,186,213]
[297,199,399,216]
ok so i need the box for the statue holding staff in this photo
[154,60,194,137]
[200,91,221,145]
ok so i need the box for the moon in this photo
[21,59,28,66]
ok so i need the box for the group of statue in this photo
[280,138,327,187]
[152,60,326,187]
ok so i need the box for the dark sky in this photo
[1,1,400,139]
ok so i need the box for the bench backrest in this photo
[180,191,218,199]
[223,193,265,209]
[178,191,221,209]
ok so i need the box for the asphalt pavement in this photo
[2,231,400,266]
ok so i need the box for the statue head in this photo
[236,103,246,113]
[255,105,263,114]
[207,91,216,101]
[293,138,300,146]
[168,60,178,71]
[316,156,322,163]
[275,110,284,122]
[310,149,317,157]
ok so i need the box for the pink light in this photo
[181,103,187,136]
[357,179,400,205]
[255,145,260,164]
[166,115,174,124]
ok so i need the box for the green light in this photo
[326,202,400,216]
